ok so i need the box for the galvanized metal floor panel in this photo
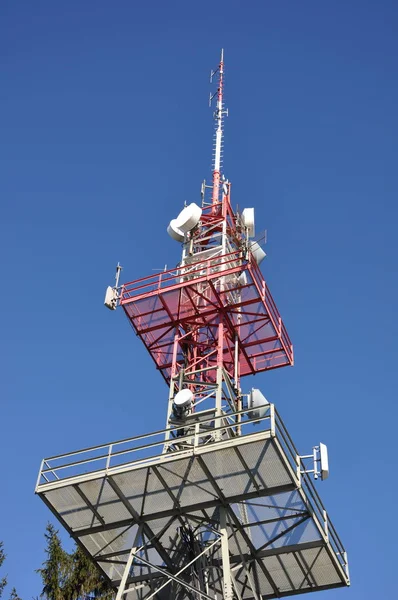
[38,432,296,533]
[36,411,349,598]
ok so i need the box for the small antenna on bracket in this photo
[210,67,218,84]
[300,443,329,481]
[115,262,122,288]
[200,180,205,200]
[104,262,123,311]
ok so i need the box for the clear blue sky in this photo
[1,0,397,597]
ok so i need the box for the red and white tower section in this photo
[109,50,293,441]
[37,52,349,600]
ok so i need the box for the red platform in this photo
[121,250,293,384]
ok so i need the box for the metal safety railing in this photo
[274,408,349,578]
[121,250,245,302]
[249,259,293,365]
[36,406,274,487]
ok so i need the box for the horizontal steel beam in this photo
[65,482,297,538]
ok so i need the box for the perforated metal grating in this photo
[37,429,349,597]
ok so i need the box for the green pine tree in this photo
[0,542,7,599]
[37,524,114,600]
[37,524,71,600]
[64,547,113,600]
[0,542,20,600]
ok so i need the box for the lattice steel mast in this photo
[155,49,293,452]
[36,51,349,600]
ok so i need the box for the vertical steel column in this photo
[115,545,138,600]
[219,506,233,600]
[164,332,180,443]
[215,322,224,440]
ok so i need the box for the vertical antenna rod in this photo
[210,49,227,207]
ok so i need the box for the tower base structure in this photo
[36,406,349,599]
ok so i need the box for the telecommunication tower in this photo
[36,51,350,599]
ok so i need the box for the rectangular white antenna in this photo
[319,442,329,480]
[299,443,330,481]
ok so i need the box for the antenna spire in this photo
[209,49,227,207]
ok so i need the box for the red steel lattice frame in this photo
[120,250,293,385]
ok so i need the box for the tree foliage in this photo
[37,524,114,600]
[0,542,21,600]
[0,542,7,599]
[64,547,113,600]
[2,525,112,600]
[37,525,71,600]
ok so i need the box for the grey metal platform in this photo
[36,407,349,599]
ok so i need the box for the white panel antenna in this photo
[237,271,248,287]
[319,442,329,480]
[242,208,255,237]
[249,241,267,265]
[248,388,269,422]
[104,286,117,311]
